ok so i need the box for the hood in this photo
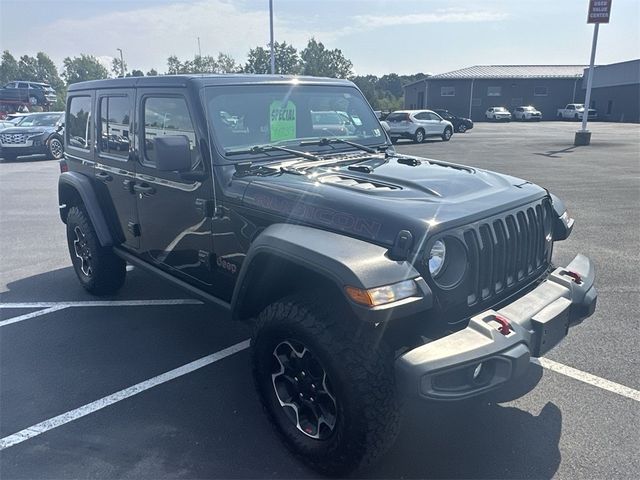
[239,153,547,247]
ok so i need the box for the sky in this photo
[0,0,638,76]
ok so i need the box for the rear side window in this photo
[143,96,199,169]
[386,113,407,122]
[99,96,130,159]
[67,96,92,150]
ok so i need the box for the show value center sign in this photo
[587,0,612,23]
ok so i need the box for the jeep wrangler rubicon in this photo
[59,75,597,475]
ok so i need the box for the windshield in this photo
[523,106,536,111]
[15,113,62,127]
[204,84,384,159]
[494,107,508,112]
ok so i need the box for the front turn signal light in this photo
[345,279,419,307]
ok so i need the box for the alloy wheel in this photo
[49,138,63,159]
[73,226,93,277]
[271,340,338,440]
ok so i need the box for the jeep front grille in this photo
[0,133,28,144]
[463,198,553,306]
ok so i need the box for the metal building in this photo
[404,65,588,121]
[582,59,640,123]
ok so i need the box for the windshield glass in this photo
[523,106,536,111]
[204,84,384,159]
[494,107,508,112]
[16,113,62,127]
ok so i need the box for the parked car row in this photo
[0,111,65,161]
[384,109,473,144]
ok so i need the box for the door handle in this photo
[96,171,112,182]
[133,183,155,195]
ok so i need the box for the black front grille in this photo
[463,199,553,306]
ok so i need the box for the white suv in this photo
[513,106,542,121]
[485,106,512,121]
[386,110,454,143]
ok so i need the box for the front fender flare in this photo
[231,224,433,323]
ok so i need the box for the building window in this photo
[99,96,130,159]
[66,96,92,151]
[472,98,481,107]
[534,86,548,96]
[607,100,613,115]
[487,86,502,96]
[440,86,455,97]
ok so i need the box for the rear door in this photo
[94,88,139,249]
[135,88,215,287]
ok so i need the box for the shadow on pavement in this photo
[533,145,579,158]
[1,266,189,303]
[364,365,562,479]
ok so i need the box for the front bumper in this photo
[0,143,48,157]
[396,254,596,401]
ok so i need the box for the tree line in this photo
[0,38,427,111]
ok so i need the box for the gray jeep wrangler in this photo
[59,75,597,475]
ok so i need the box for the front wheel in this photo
[251,294,400,476]
[47,137,64,159]
[66,206,126,294]
[441,127,452,141]
[29,96,38,106]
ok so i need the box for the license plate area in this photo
[530,297,571,356]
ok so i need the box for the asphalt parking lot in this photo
[1,121,639,479]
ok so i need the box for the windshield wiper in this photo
[299,137,386,155]
[225,144,321,162]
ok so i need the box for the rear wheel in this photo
[414,128,425,143]
[251,294,400,476]
[441,127,452,141]
[66,206,126,295]
[457,124,467,133]
[29,96,38,106]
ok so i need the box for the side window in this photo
[414,112,429,120]
[143,96,199,169]
[428,112,441,121]
[17,82,28,89]
[568,105,575,110]
[66,96,92,150]
[99,96,130,159]
[5,82,15,89]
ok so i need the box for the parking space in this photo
[1,121,639,478]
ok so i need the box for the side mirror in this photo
[380,120,390,133]
[154,135,191,172]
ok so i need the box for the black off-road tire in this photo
[66,205,126,295]
[251,294,401,476]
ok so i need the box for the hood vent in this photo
[319,174,400,192]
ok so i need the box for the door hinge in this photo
[195,198,216,217]
[127,221,141,237]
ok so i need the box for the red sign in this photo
[587,0,612,23]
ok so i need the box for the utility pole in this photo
[116,48,125,78]
[269,0,275,74]
[197,37,202,57]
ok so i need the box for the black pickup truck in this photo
[58,75,596,475]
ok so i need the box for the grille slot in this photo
[0,133,28,144]
[464,199,552,306]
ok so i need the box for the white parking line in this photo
[0,339,251,451]
[0,305,69,327]
[532,357,640,402]
[0,299,203,309]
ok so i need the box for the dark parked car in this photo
[0,81,58,107]
[0,112,64,161]
[58,75,596,476]
[433,109,474,133]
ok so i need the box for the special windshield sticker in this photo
[269,100,296,142]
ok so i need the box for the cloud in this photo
[354,8,509,28]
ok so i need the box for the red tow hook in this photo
[493,315,512,335]
[563,270,583,285]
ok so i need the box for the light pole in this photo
[116,48,125,78]
[269,0,275,74]
[197,36,202,57]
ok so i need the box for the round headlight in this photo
[428,240,446,277]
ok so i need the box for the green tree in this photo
[130,69,144,77]
[215,53,240,73]
[166,55,183,75]
[17,55,39,81]
[111,57,127,77]
[146,68,158,76]
[0,50,19,84]
[62,54,109,84]
[244,41,300,74]
[300,38,352,78]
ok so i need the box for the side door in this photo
[65,93,95,183]
[94,89,139,249]
[17,82,29,103]
[412,112,431,133]
[135,89,215,287]
[427,112,445,134]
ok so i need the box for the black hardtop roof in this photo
[8,80,51,86]
[67,74,354,92]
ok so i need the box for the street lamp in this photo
[116,48,125,78]
[269,0,275,74]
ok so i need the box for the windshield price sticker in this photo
[270,100,296,141]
